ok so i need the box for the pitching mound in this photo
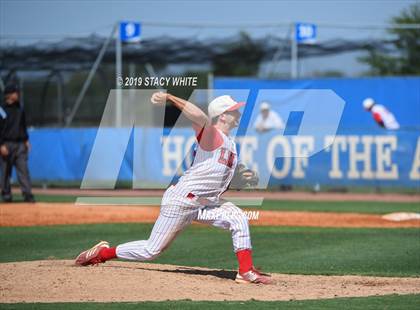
[1,260,419,303]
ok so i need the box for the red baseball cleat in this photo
[75,241,109,266]
[235,267,272,284]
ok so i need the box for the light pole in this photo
[115,22,122,127]
[291,23,298,79]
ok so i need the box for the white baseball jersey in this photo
[170,125,237,201]
[371,104,400,130]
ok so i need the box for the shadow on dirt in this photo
[103,264,237,280]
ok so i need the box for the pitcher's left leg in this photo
[194,201,251,251]
[194,201,271,284]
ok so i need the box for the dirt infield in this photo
[1,197,419,304]
[1,203,420,228]
[1,260,419,303]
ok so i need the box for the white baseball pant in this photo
[116,187,252,261]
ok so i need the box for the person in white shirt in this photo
[254,102,285,133]
[363,98,400,130]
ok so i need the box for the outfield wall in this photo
[20,76,420,189]
[27,127,420,188]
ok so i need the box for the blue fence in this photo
[27,127,419,188]
[22,77,420,189]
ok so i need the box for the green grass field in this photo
[1,294,420,310]
[258,200,420,214]
[2,194,419,308]
[0,224,419,277]
[13,193,420,214]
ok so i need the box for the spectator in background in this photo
[254,102,285,133]
[0,84,35,203]
[363,98,400,130]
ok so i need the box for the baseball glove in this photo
[230,163,259,189]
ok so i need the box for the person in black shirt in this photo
[0,84,35,202]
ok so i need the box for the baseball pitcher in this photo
[75,92,271,284]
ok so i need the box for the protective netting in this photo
[0,34,397,126]
[1,34,396,71]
